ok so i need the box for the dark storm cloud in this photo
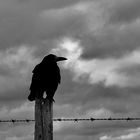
[17,0,83,9]
[108,0,140,24]
[81,21,140,59]
[78,0,140,59]
[0,0,86,50]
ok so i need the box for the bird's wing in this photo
[57,66,61,84]
[30,64,42,91]
[32,64,40,73]
[29,73,39,91]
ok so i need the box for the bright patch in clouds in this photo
[58,38,82,64]
[51,37,82,69]
[0,46,38,93]
[51,38,140,87]
[0,46,37,75]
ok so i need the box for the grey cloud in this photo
[81,22,140,59]
[74,0,140,59]
[54,134,100,140]
[0,47,37,101]
[0,85,29,102]
[117,64,140,76]
[16,0,83,9]
[56,75,140,115]
[108,0,140,24]
[54,119,140,137]
[0,66,12,76]
[0,0,86,50]
[0,124,34,140]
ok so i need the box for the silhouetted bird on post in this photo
[28,54,67,102]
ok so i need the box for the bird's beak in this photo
[56,56,67,62]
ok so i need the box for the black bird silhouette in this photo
[28,54,67,101]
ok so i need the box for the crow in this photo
[28,54,67,101]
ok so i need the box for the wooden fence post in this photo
[35,98,53,140]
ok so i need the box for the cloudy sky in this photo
[1,0,140,139]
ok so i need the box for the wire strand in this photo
[0,117,140,123]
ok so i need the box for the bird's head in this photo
[42,54,67,63]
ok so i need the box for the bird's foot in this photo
[46,97,55,102]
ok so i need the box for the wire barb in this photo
[0,117,139,123]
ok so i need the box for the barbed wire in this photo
[0,117,140,123]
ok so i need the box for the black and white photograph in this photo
[0,0,140,140]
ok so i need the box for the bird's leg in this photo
[44,91,55,102]
[46,96,55,102]
[52,98,55,102]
